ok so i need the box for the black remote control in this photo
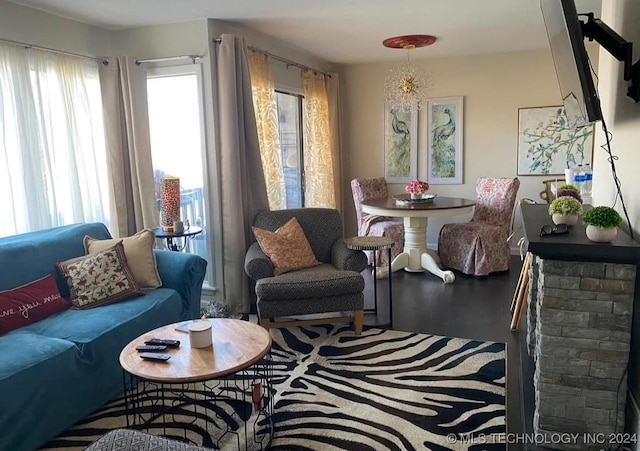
[144,338,180,348]
[136,345,167,352]
[139,353,171,361]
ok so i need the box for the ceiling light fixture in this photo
[383,34,436,111]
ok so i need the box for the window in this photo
[0,44,109,237]
[147,65,214,290]
[275,91,304,208]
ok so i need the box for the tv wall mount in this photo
[580,13,640,102]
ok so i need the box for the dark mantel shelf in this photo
[522,204,640,264]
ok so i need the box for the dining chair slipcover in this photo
[438,177,520,276]
[350,177,403,267]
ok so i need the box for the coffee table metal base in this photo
[122,356,273,450]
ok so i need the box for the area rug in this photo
[41,324,506,451]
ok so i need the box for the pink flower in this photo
[405,180,430,194]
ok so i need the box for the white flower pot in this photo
[552,213,579,226]
[586,224,618,243]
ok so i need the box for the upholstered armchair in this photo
[244,208,367,335]
[438,177,520,276]
[350,177,403,267]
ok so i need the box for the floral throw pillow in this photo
[56,242,143,309]
[252,217,320,276]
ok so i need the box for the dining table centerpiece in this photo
[405,180,430,200]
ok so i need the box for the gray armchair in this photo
[245,208,367,335]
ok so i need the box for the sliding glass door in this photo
[147,65,214,291]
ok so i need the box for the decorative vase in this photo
[552,213,579,225]
[410,193,421,200]
[586,225,618,243]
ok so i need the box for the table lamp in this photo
[160,176,180,231]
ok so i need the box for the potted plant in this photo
[582,206,623,242]
[548,196,584,225]
[557,183,580,193]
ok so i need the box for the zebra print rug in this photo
[42,324,506,451]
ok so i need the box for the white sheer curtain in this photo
[0,43,109,237]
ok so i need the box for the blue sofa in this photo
[0,223,207,451]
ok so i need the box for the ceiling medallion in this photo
[383,35,436,111]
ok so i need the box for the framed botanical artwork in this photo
[517,105,594,175]
[426,96,464,185]
[384,102,417,183]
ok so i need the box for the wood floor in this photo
[361,256,529,450]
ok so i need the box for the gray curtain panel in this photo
[211,34,269,314]
[98,56,158,238]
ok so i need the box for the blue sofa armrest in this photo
[153,250,207,319]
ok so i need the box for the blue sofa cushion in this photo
[0,331,81,451]
[0,223,111,299]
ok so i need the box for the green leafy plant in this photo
[558,184,580,193]
[582,206,623,229]
[548,196,584,216]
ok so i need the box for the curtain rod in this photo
[213,38,331,78]
[0,37,104,63]
[135,55,203,65]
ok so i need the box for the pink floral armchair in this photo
[350,177,403,267]
[438,177,520,276]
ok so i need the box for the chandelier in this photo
[383,35,436,111]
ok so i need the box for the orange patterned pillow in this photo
[252,217,320,275]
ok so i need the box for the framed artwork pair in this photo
[384,97,464,184]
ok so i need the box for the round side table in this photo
[344,236,395,329]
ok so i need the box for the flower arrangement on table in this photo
[405,180,430,199]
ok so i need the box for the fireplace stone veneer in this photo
[527,257,635,449]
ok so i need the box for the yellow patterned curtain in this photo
[302,70,335,208]
[248,51,286,210]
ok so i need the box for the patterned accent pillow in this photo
[0,275,70,336]
[56,242,143,309]
[83,228,161,289]
[252,217,320,276]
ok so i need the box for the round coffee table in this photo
[120,318,273,450]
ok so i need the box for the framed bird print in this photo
[426,96,464,185]
[517,105,594,175]
[384,102,418,183]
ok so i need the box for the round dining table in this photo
[361,196,475,283]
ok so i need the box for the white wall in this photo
[594,0,640,438]
[0,1,111,56]
[339,47,598,247]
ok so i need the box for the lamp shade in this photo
[160,176,180,231]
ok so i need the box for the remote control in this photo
[136,345,167,352]
[144,338,180,348]
[139,353,171,361]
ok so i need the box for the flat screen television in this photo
[540,0,603,129]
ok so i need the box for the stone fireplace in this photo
[521,204,640,450]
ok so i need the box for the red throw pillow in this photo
[0,275,70,335]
